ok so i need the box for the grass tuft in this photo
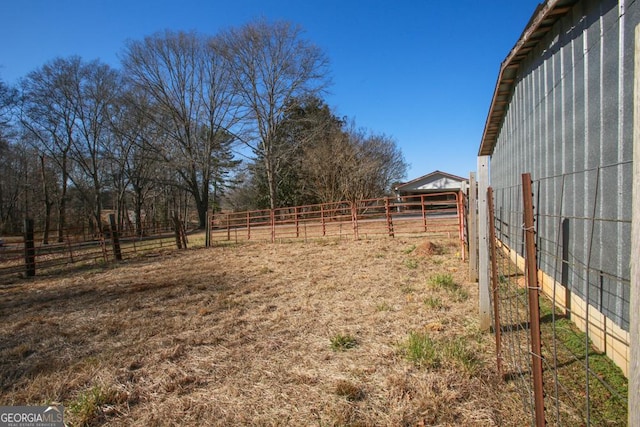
[330,333,357,351]
[69,385,124,426]
[404,258,419,269]
[424,296,444,310]
[403,245,417,254]
[429,273,456,290]
[401,331,440,368]
[442,337,481,375]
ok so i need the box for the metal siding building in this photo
[479,0,637,372]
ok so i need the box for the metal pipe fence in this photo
[209,193,466,254]
[489,168,629,426]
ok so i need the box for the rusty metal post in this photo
[385,198,394,237]
[522,173,545,427]
[295,207,299,238]
[321,204,326,236]
[488,187,503,378]
[226,213,231,241]
[421,194,427,232]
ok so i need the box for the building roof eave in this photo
[478,0,578,157]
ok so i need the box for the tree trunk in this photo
[264,150,277,210]
[134,185,144,237]
[40,155,53,245]
[57,158,69,243]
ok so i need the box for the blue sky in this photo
[1,0,540,180]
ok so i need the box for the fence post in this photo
[385,198,394,237]
[295,207,300,238]
[23,218,36,277]
[522,173,545,427]
[109,214,123,261]
[457,191,465,261]
[629,22,640,427]
[421,195,427,232]
[478,156,492,330]
[487,187,503,378]
[469,172,478,282]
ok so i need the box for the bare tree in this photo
[303,123,407,203]
[339,128,407,202]
[20,58,79,241]
[109,87,163,235]
[218,19,330,209]
[21,57,122,236]
[122,30,241,228]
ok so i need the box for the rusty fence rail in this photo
[209,193,466,255]
[488,169,629,426]
[0,216,194,285]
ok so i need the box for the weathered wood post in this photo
[469,172,478,282]
[478,156,491,330]
[109,214,122,261]
[24,218,36,277]
[629,22,640,427]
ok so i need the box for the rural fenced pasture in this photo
[0,236,527,426]
[0,193,466,284]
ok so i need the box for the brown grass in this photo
[0,237,525,426]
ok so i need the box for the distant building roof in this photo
[395,170,468,193]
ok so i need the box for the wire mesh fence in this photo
[489,167,629,426]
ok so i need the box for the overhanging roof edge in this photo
[478,0,578,157]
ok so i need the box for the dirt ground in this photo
[0,236,526,426]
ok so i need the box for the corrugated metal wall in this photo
[490,0,637,331]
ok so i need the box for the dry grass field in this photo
[0,236,526,426]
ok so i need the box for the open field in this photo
[0,237,526,426]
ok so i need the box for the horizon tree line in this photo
[0,19,407,238]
